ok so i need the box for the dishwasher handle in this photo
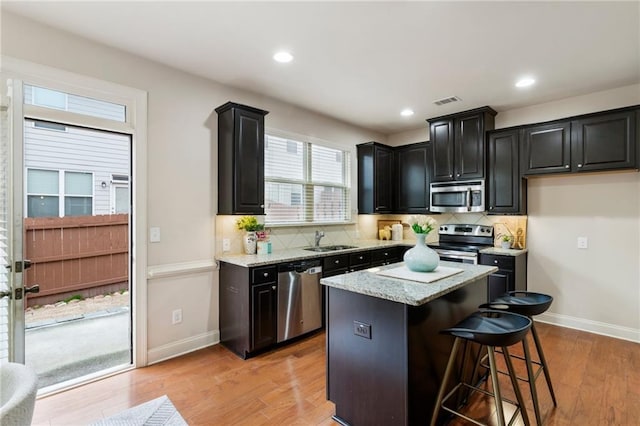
[305,266,323,275]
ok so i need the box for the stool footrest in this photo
[441,381,522,426]
[480,352,545,383]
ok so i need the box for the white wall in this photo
[1,11,384,361]
[386,84,640,342]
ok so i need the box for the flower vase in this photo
[243,231,257,254]
[403,232,439,272]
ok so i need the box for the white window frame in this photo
[3,55,148,371]
[264,130,352,226]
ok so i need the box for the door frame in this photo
[1,56,149,369]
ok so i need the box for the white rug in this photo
[91,395,187,426]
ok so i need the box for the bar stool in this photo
[430,310,532,426]
[480,291,558,426]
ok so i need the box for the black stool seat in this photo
[431,310,533,426]
[480,291,557,425]
[480,291,553,317]
[443,310,531,347]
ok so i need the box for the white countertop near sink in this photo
[215,239,412,267]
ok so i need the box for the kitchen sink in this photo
[304,245,358,252]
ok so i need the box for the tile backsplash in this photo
[215,214,527,255]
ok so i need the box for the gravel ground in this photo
[25,291,130,324]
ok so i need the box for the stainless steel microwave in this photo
[430,180,485,213]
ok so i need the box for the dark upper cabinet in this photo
[216,102,269,215]
[357,142,394,214]
[487,129,527,214]
[522,107,637,175]
[571,110,636,172]
[395,142,432,213]
[428,107,497,182]
[522,121,572,175]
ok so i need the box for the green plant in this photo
[501,234,512,242]
[63,294,83,303]
[236,216,264,232]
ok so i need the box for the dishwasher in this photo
[277,260,323,342]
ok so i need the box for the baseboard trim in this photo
[147,330,220,365]
[537,311,640,343]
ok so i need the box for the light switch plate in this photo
[577,236,588,249]
[150,227,161,243]
[222,238,231,252]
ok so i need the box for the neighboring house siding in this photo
[24,119,129,215]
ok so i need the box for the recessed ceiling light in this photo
[273,51,293,63]
[515,77,536,88]
[400,108,414,117]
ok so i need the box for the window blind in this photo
[0,104,10,361]
[264,134,351,225]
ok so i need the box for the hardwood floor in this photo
[33,323,639,425]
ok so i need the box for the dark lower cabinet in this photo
[219,262,277,359]
[251,282,277,351]
[479,253,527,302]
[487,129,527,214]
[323,254,350,277]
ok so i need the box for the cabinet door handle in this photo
[494,260,498,264]
[565,165,570,168]
[456,173,460,177]
[263,272,269,277]
[449,174,453,178]
[490,206,494,210]
[335,260,340,264]
[260,204,265,208]
[577,163,583,168]
[358,256,363,260]
[272,285,276,290]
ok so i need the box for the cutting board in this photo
[375,265,463,284]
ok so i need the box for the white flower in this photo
[408,215,436,234]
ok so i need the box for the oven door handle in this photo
[466,188,471,212]
[435,250,478,264]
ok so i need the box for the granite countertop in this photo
[216,240,528,267]
[320,261,498,306]
[479,247,528,256]
[215,239,411,267]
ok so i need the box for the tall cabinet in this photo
[216,102,269,214]
[357,142,394,214]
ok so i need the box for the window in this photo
[26,169,94,217]
[264,134,351,225]
[25,84,126,122]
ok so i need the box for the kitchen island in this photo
[321,261,497,426]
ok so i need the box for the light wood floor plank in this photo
[32,323,639,425]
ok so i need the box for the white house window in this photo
[26,169,59,217]
[264,134,351,225]
[26,169,94,217]
[64,172,93,216]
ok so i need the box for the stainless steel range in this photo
[428,224,494,264]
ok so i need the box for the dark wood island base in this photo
[325,273,489,425]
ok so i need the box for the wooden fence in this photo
[24,214,129,307]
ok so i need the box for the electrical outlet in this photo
[353,320,371,339]
[222,238,231,252]
[172,309,182,324]
[577,237,588,249]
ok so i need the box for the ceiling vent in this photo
[433,96,461,106]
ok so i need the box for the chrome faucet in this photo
[314,230,325,247]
